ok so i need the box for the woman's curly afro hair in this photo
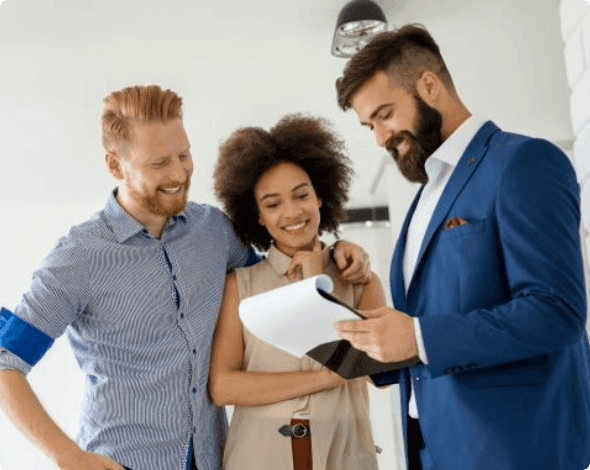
[214,114,353,251]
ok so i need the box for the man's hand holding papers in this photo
[335,306,419,364]
[239,275,416,379]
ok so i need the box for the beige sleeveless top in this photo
[223,245,378,470]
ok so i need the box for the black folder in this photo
[306,289,418,379]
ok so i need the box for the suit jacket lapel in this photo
[390,185,424,312]
[407,121,499,299]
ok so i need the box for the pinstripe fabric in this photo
[0,191,249,470]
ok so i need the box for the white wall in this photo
[559,0,590,334]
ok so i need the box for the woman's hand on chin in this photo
[287,236,328,281]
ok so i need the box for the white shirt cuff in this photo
[413,317,429,365]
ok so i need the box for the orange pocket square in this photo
[443,217,469,230]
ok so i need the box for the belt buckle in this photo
[292,423,308,438]
[278,423,310,438]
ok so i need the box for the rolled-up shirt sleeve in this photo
[0,348,33,375]
[0,234,90,374]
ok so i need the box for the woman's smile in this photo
[283,220,308,232]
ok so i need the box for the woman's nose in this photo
[283,200,301,218]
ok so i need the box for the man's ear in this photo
[415,71,441,107]
[105,152,124,180]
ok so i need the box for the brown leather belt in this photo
[278,419,313,470]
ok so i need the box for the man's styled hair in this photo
[101,85,183,153]
[336,24,455,110]
[214,114,353,251]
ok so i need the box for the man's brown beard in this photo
[386,96,443,184]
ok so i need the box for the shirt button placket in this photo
[191,351,200,441]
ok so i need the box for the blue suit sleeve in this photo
[369,369,401,387]
[420,139,587,378]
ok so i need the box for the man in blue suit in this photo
[335,24,590,470]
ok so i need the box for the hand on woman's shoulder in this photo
[356,272,387,311]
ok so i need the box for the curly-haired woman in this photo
[208,114,386,470]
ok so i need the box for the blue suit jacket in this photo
[379,122,590,470]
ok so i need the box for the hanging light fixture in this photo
[331,0,388,58]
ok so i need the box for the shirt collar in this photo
[267,244,293,275]
[103,189,187,243]
[425,115,488,175]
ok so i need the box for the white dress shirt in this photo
[404,115,488,418]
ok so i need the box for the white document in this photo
[238,274,360,358]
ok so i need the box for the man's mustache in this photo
[157,179,191,190]
[385,131,416,160]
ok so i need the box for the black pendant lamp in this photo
[331,0,388,58]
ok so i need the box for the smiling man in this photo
[106,116,193,239]
[0,85,370,470]
[334,24,590,470]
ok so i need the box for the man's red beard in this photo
[386,96,443,184]
[129,179,191,218]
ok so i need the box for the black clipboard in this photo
[306,289,417,379]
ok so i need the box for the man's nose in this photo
[374,125,389,148]
[170,156,190,182]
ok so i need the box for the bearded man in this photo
[335,24,590,470]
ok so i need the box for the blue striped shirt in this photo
[0,191,251,470]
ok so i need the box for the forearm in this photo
[209,368,339,407]
[0,369,80,467]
